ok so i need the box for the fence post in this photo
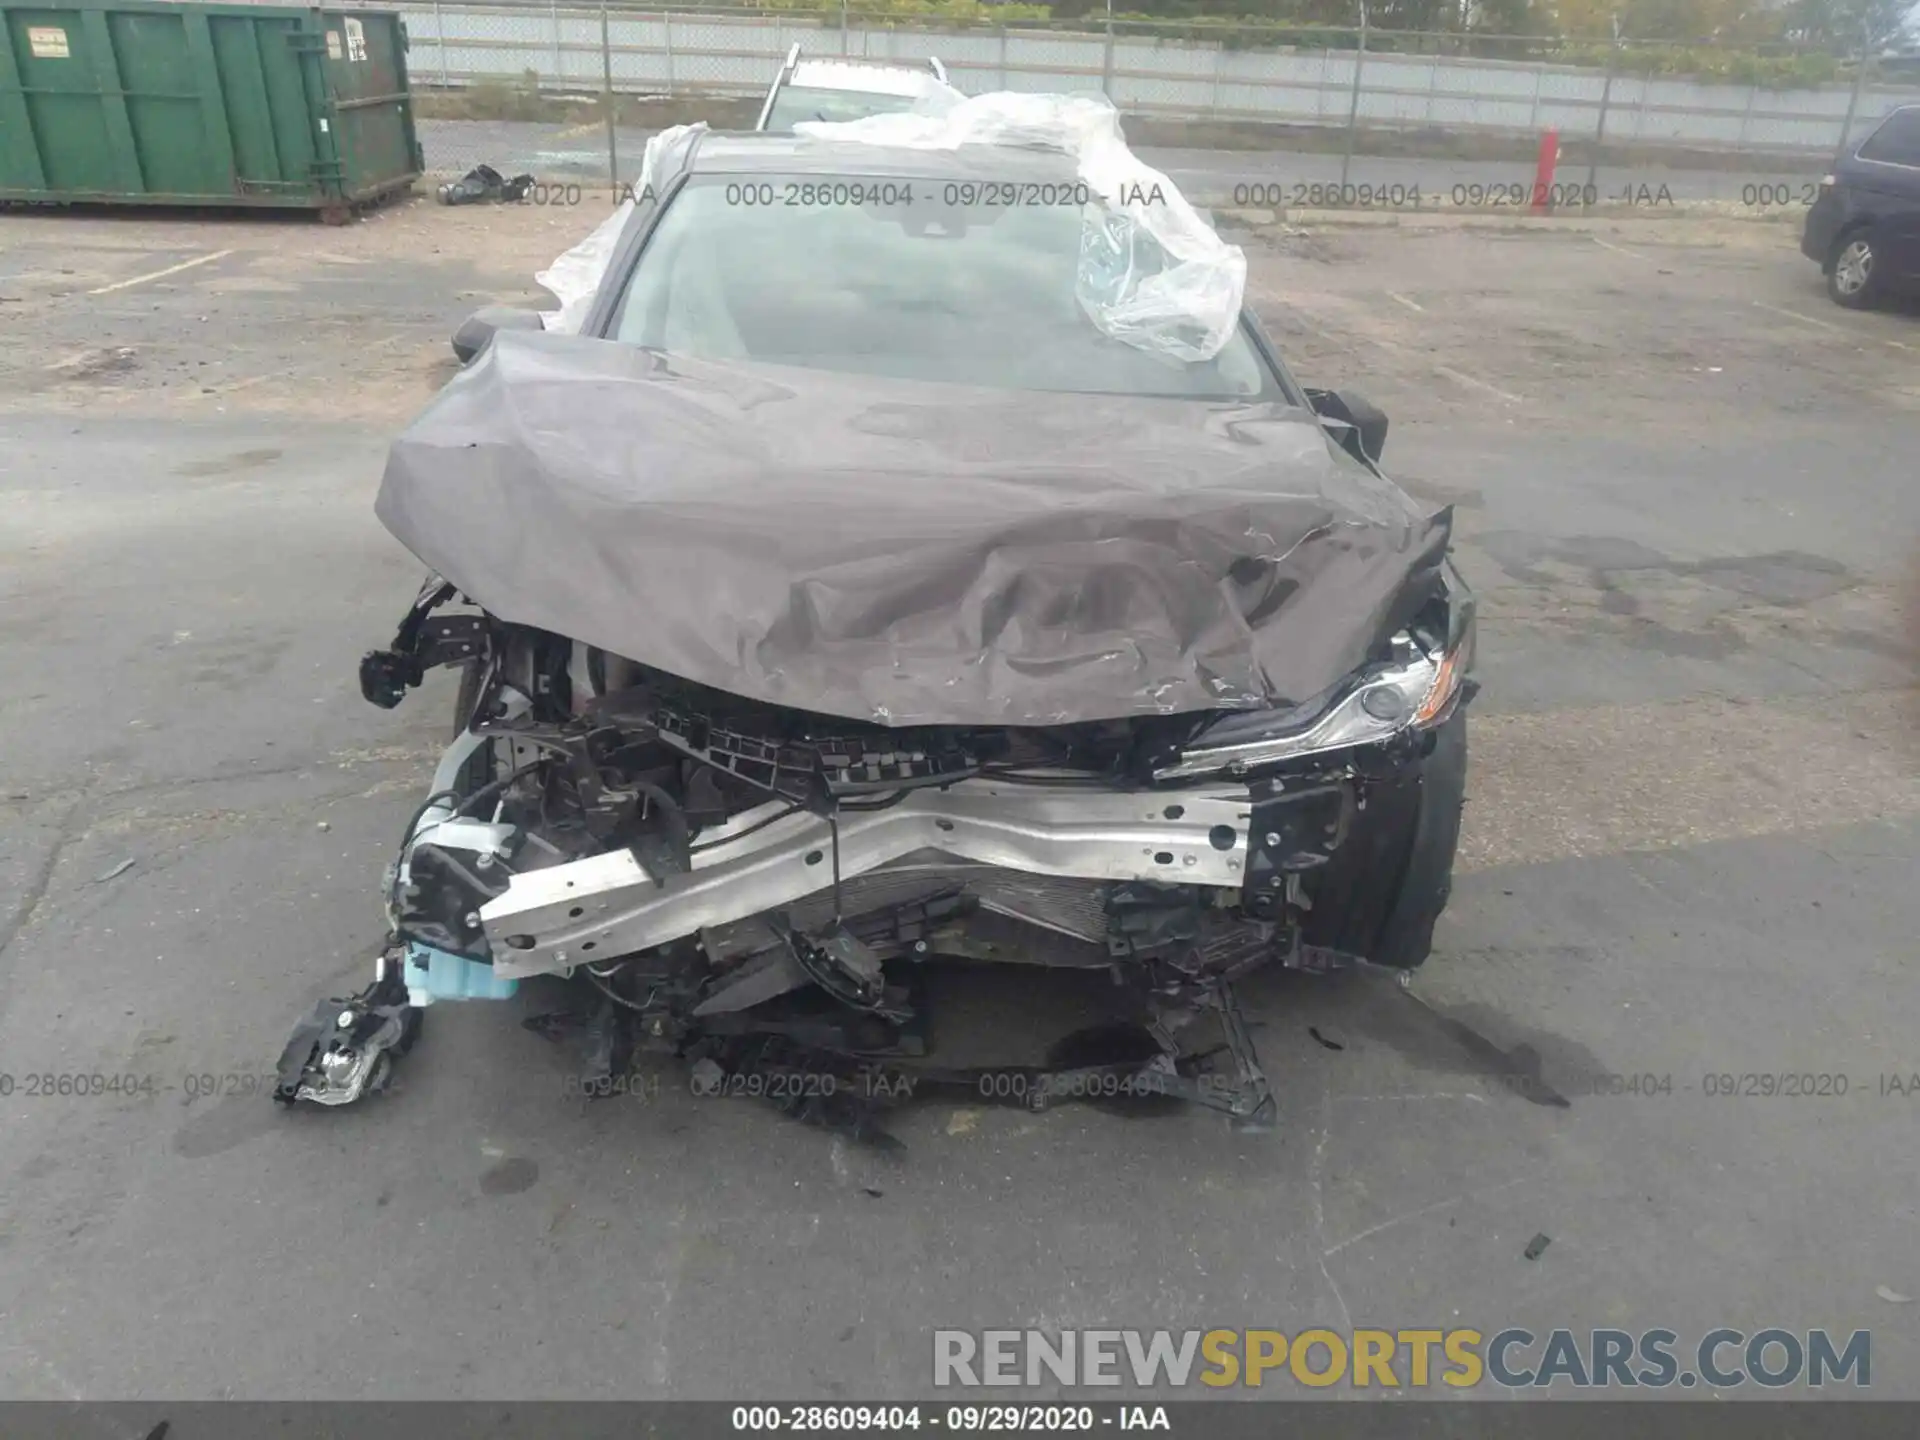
[1633,40,1651,140]
[998,24,1008,90]
[1102,0,1115,102]
[1340,1,1367,189]
[661,10,673,95]
[1735,77,1758,152]
[432,0,448,88]
[840,0,849,56]
[1584,17,1619,199]
[601,0,618,191]
[1835,11,1871,163]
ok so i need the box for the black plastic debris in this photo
[437,164,537,206]
[1524,1232,1552,1260]
[1307,1025,1345,1052]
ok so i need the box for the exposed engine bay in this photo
[275,571,1474,1132]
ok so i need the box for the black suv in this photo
[1802,103,1920,309]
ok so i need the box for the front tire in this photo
[1300,710,1468,972]
[1827,230,1882,309]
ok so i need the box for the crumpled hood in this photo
[376,329,1450,727]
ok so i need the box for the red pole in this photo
[1531,128,1560,213]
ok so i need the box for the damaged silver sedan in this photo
[276,106,1476,1130]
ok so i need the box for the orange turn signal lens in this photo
[1411,644,1465,727]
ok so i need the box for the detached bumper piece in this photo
[272,952,421,1108]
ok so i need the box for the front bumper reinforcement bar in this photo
[482,781,1255,979]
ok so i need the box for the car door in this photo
[1850,106,1920,287]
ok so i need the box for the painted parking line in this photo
[87,249,234,296]
[1750,299,1845,333]
[1433,363,1525,404]
[1747,299,1912,350]
[1590,234,1658,264]
[1252,281,1527,404]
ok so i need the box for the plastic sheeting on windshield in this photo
[794,92,1246,364]
[535,123,709,334]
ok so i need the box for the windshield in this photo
[606,176,1277,399]
[763,86,924,131]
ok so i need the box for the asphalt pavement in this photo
[0,201,1916,1406]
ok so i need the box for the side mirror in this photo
[451,305,548,365]
[1306,388,1389,465]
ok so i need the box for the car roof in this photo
[785,58,944,97]
[681,133,1082,183]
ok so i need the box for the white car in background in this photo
[754,46,959,132]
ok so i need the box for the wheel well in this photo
[1828,221,1874,269]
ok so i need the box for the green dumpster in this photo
[0,0,423,217]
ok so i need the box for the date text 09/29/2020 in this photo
[1225,182,1681,210]
[730,1406,1168,1433]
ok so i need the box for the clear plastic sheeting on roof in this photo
[535,200,628,335]
[536,123,708,334]
[794,92,1246,364]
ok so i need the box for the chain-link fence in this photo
[385,0,1920,202]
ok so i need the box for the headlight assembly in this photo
[1154,634,1467,781]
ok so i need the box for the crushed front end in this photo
[276,568,1474,1126]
